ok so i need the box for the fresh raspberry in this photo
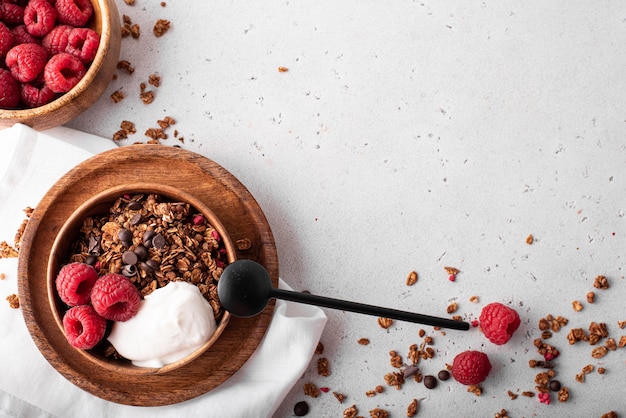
[62,305,107,349]
[0,68,21,109]
[21,82,56,107]
[24,0,58,37]
[5,43,48,83]
[12,25,39,46]
[90,273,141,322]
[43,52,85,92]
[0,2,24,26]
[479,302,521,345]
[66,27,99,63]
[55,0,93,27]
[451,350,492,385]
[0,21,14,58]
[55,262,98,306]
[42,24,72,55]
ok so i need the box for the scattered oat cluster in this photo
[290,266,624,417]
[109,1,184,144]
[1,207,33,309]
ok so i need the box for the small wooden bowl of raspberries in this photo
[47,183,237,375]
[0,0,121,130]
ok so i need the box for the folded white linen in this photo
[0,124,326,418]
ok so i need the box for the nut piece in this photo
[406,399,419,417]
[378,317,393,329]
[406,271,418,286]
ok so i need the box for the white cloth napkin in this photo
[0,124,327,418]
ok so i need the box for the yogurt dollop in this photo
[107,281,217,368]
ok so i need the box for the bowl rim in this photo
[47,182,236,375]
[0,0,117,121]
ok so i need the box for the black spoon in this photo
[217,259,470,331]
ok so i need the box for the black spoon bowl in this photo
[217,260,470,331]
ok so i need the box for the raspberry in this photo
[24,0,58,37]
[5,43,48,83]
[0,21,14,58]
[66,27,99,63]
[42,24,72,55]
[479,302,521,345]
[90,273,141,322]
[43,52,85,92]
[55,0,93,27]
[0,68,20,109]
[0,2,24,26]
[21,82,56,107]
[451,350,492,385]
[62,305,107,349]
[12,25,39,46]
[55,262,98,306]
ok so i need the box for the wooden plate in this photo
[17,145,278,406]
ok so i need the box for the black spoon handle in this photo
[269,288,470,331]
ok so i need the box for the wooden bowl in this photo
[0,0,121,131]
[47,183,236,375]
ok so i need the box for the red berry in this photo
[55,0,93,27]
[5,43,48,83]
[12,24,39,46]
[90,273,141,322]
[451,350,492,385]
[42,24,72,55]
[0,2,25,26]
[0,21,14,58]
[62,305,107,349]
[66,27,99,63]
[24,0,58,37]
[43,52,85,92]
[479,302,521,345]
[55,262,98,306]
[21,82,56,107]
[0,68,21,109]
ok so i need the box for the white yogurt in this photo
[107,281,217,368]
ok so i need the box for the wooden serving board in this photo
[17,145,278,406]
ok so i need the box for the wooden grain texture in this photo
[17,146,279,406]
[0,0,121,131]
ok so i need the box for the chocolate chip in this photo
[133,245,148,261]
[549,380,562,391]
[145,259,159,271]
[127,201,142,210]
[143,230,155,247]
[118,229,132,244]
[293,401,309,416]
[85,255,97,265]
[122,251,138,265]
[140,262,154,272]
[423,375,438,389]
[152,233,166,249]
[130,213,142,225]
[437,370,450,381]
[403,364,420,379]
[121,264,137,277]
[88,236,101,255]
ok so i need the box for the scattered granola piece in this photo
[117,60,135,74]
[495,409,509,418]
[236,238,252,251]
[140,82,155,104]
[389,350,403,368]
[526,234,534,244]
[365,389,376,397]
[332,391,345,403]
[369,408,389,418]
[522,391,535,397]
[446,302,458,314]
[507,390,518,400]
[601,412,618,418]
[303,383,320,398]
[444,266,459,281]
[469,295,479,303]
[406,270,418,286]
[111,90,125,103]
[315,341,324,354]
[467,384,483,396]
[278,66,289,72]
[598,367,606,374]
[317,357,330,376]
[384,371,405,389]
[586,291,596,303]
[0,273,5,280]
[618,320,626,329]
[557,387,569,402]
[357,338,370,345]
[153,19,171,37]
[593,275,609,289]
[148,73,161,87]
[0,241,18,258]
[343,405,358,418]
[591,346,608,359]
[6,294,19,309]
[406,399,419,417]
[572,300,583,312]
[123,0,135,5]
[619,336,626,348]
[378,317,393,329]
